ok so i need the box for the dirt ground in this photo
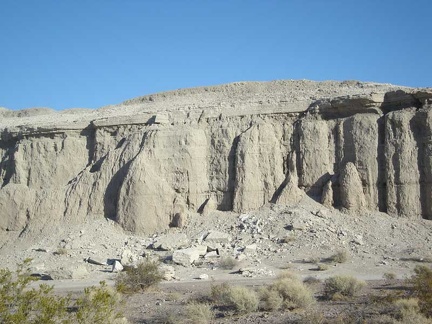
[2,195,432,323]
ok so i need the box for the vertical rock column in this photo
[385,109,422,218]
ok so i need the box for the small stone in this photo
[112,260,124,273]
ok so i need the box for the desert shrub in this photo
[260,274,315,311]
[210,282,232,304]
[268,277,315,310]
[409,265,432,318]
[297,311,326,324]
[210,283,258,313]
[327,250,349,263]
[185,302,214,324]
[258,287,283,311]
[53,248,68,256]
[115,260,163,293]
[303,276,321,286]
[276,270,299,281]
[394,298,431,324]
[226,286,258,313]
[0,260,125,324]
[316,263,329,271]
[75,281,124,323]
[323,275,365,300]
[383,272,397,280]
[218,256,238,270]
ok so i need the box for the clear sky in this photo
[1,0,431,110]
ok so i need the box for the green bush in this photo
[409,265,432,318]
[323,275,365,300]
[115,260,163,293]
[0,259,125,324]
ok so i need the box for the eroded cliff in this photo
[1,80,431,235]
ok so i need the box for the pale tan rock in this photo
[339,162,366,211]
[0,81,431,238]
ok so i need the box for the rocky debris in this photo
[197,273,209,280]
[159,265,176,281]
[50,265,89,280]
[239,267,275,278]
[1,81,431,239]
[152,233,190,251]
[112,260,124,273]
[204,231,232,244]
[85,257,106,266]
[121,249,138,266]
[172,248,201,266]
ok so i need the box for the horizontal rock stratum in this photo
[1,80,432,235]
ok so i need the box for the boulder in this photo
[172,248,201,266]
[152,233,190,251]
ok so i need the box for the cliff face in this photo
[1,81,431,235]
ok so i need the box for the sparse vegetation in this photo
[217,256,239,270]
[226,286,259,313]
[409,265,432,317]
[210,282,258,313]
[316,263,329,271]
[115,260,163,293]
[327,250,349,264]
[258,287,283,311]
[323,275,366,300]
[383,272,397,280]
[185,302,214,324]
[267,276,315,309]
[0,259,125,323]
[53,248,68,256]
[257,271,316,312]
[393,298,431,323]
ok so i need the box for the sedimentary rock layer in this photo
[0,80,431,234]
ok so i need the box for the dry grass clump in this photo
[227,286,259,313]
[258,287,283,311]
[316,263,329,271]
[383,272,397,280]
[393,298,431,324]
[115,260,163,293]
[185,302,214,324]
[210,283,258,314]
[217,256,239,270]
[327,250,349,264]
[323,275,366,300]
[259,272,315,311]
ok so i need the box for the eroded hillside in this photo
[1,80,431,238]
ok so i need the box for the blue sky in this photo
[0,0,430,110]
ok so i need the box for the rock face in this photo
[0,80,431,236]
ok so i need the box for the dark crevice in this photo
[81,124,96,166]
[376,116,387,212]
